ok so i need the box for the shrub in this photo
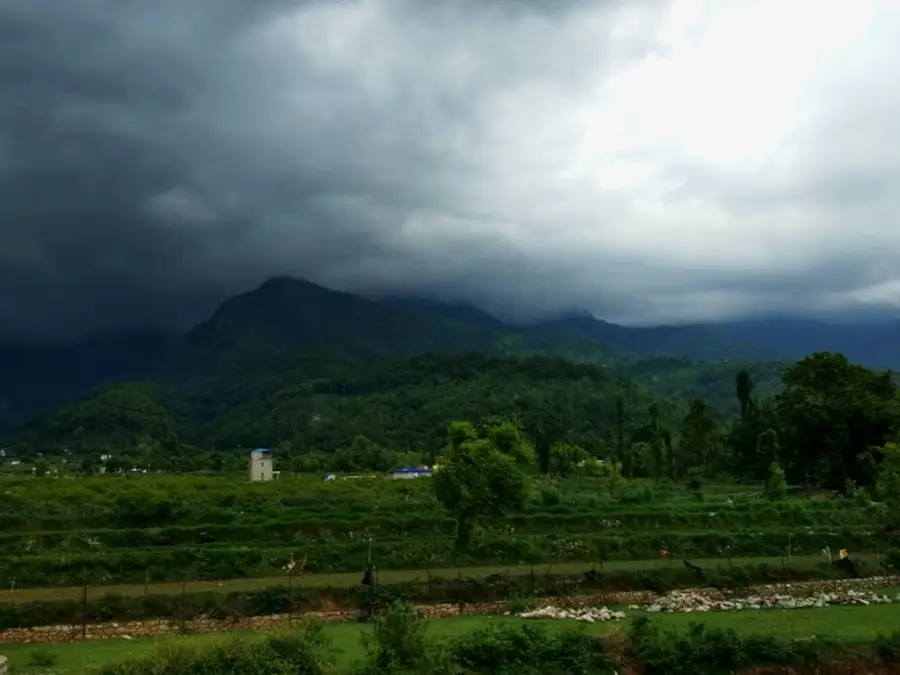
[876,630,900,663]
[625,616,823,675]
[451,624,616,674]
[27,646,58,668]
[539,486,561,507]
[96,628,335,675]
[505,593,536,615]
[357,601,451,674]
[685,468,703,492]
[764,462,788,501]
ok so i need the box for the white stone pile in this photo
[516,606,626,622]
[508,579,900,622]
[641,589,899,613]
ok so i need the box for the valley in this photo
[2,277,900,673]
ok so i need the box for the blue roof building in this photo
[390,466,433,479]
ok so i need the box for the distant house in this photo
[390,466,433,479]
[249,448,277,482]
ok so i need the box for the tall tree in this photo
[433,420,533,548]
[548,443,589,477]
[736,369,755,419]
[614,396,629,476]
[680,398,718,475]
[876,442,900,510]
[755,429,780,471]
[775,352,900,489]
[648,403,664,479]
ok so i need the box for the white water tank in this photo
[249,448,274,482]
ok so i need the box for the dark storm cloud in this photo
[1,0,900,339]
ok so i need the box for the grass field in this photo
[1,553,864,604]
[1,473,890,592]
[3,603,899,673]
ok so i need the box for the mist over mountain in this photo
[2,277,900,436]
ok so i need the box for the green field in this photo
[0,474,889,589]
[0,471,895,641]
[3,604,900,673]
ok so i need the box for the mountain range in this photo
[2,277,899,443]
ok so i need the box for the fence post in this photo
[287,562,295,626]
[8,578,14,605]
[180,572,187,633]
[81,567,88,640]
[144,569,150,597]
[530,564,535,599]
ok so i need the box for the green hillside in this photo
[169,278,789,415]
[0,278,793,433]
[4,277,791,470]
[10,354,680,469]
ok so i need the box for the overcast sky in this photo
[2,0,900,340]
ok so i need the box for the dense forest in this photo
[3,278,900,495]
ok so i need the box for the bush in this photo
[765,463,788,501]
[625,617,842,675]
[505,593,536,615]
[884,547,900,572]
[875,630,900,663]
[451,624,616,674]
[539,486,561,507]
[96,626,335,675]
[356,601,451,675]
[685,468,703,492]
[626,617,808,675]
[27,646,58,668]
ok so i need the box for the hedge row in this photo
[0,506,883,551]
[0,527,890,587]
[0,561,865,630]
[0,491,868,532]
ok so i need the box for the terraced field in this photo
[0,473,894,636]
[0,475,889,585]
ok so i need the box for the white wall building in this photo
[390,466,433,479]
[249,448,275,482]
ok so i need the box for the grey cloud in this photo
[1,0,900,340]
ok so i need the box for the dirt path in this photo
[1,555,859,604]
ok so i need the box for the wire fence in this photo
[0,547,895,639]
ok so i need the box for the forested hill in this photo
[6,277,900,493]
[0,277,794,464]
[1,277,791,433]
[9,354,680,467]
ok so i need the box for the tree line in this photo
[431,353,900,551]
[7,351,900,500]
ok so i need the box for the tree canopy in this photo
[433,420,534,547]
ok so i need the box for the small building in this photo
[390,466,433,479]
[249,448,276,482]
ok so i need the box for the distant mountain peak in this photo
[256,275,316,290]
